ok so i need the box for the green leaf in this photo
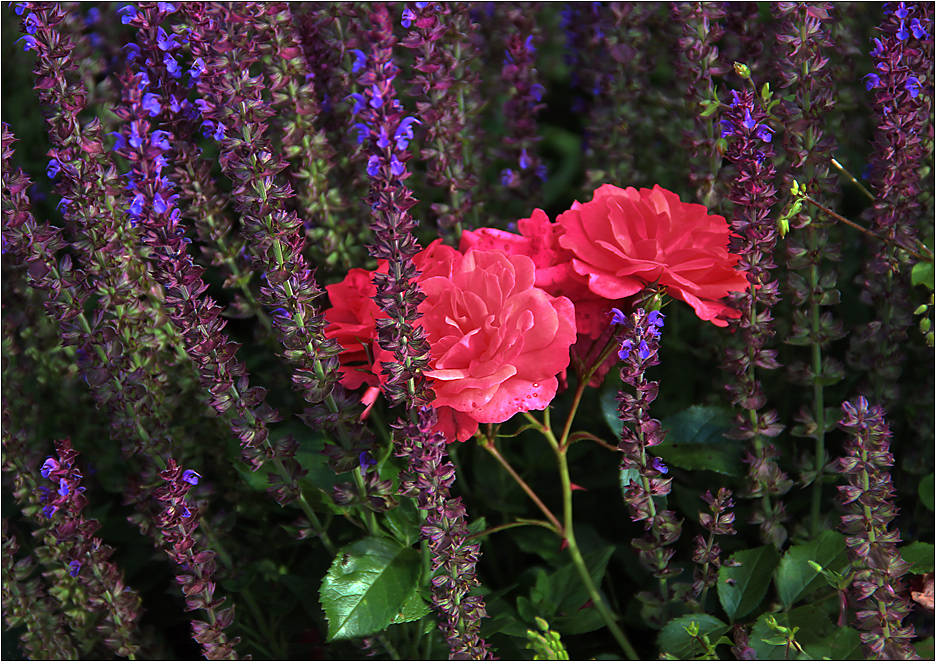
[899,542,935,573]
[383,498,422,548]
[320,537,421,641]
[912,260,935,290]
[775,531,849,609]
[658,614,729,659]
[915,637,935,660]
[803,626,863,660]
[601,400,744,476]
[919,474,935,512]
[525,546,616,635]
[656,406,744,476]
[391,584,432,625]
[718,545,781,621]
[750,606,833,660]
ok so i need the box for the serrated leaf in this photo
[919,474,935,512]
[776,531,849,609]
[658,614,729,659]
[912,261,935,290]
[899,542,935,573]
[718,545,781,621]
[320,537,421,641]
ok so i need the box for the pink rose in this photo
[557,184,749,326]
[323,240,577,442]
[323,267,389,390]
[460,209,612,339]
[417,243,577,441]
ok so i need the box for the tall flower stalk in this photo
[774,2,845,539]
[836,396,916,659]
[720,86,792,547]
[614,307,682,627]
[849,2,932,410]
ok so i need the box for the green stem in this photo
[556,445,639,660]
[480,431,563,533]
[830,158,876,202]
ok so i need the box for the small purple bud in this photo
[650,457,669,474]
[524,35,535,53]
[117,4,137,24]
[742,109,756,131]
[123,42,141,62]
[895,2,909,19]
[46,159,60,179]
[519,148,531,170]
[68,560,82,577]
[610,308,627,325]
[129,194,145,217]
[500,168,517,187]
[158,2,176,13]
[129,123,143,149]
[14,3,26,15]
[647,311,666,328]
[637,340,651,360]
[156,26,180,51]
[618,339,634,361]
[359,452,377,476]
[367,155,380,177]
[864,73,881,91]
[24,12,38,34]
[42,505,58,518]
[164,53,182,78]
[17,35,38,52]
[182,470,200,486]
[755,124,774,143]
[41,458,59,479]
[348,93,366,115]
[212,123,225,142]
[376,126,390,149]
[910,18,929,39]
[401,7,416,28]
[897,20,909,41]
[58,479,70,497]
[141,92,161,117]
[151,130,171,151]
[905,76,921,98]
[353,123,371,144]
[351,49,367,73]
[370,84,383,109]
[390,155,405,177]
[271,308,290,317]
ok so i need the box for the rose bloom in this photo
[557,184,749,326]
[460,209,611,340]
[323,266,388,390]
[323,241,577,442]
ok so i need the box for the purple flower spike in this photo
[129,193,145,217]
[755,124,774,143]
[156,26,180,51]
[129,123,143,149]
[905,77,921,98]
[647,310,666,328]
[164,54,182,79]
[894,2,909,19]
[401,7,416,28]
[348,93,366,115]
[123,42,141,62]
[610,308,627,325]
[58,479,70,497]
[182,470,200,486]
[370,84,384,109]
[376,126,390,149]
[157,2,176,14]
[864,73,881,91]
[367,155,380,177]
[618,338,634,360]
[24,12,38,34]
[637,340,651,360]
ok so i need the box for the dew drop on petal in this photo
[532,382,539,388]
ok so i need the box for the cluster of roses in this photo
[323,184,750,442]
